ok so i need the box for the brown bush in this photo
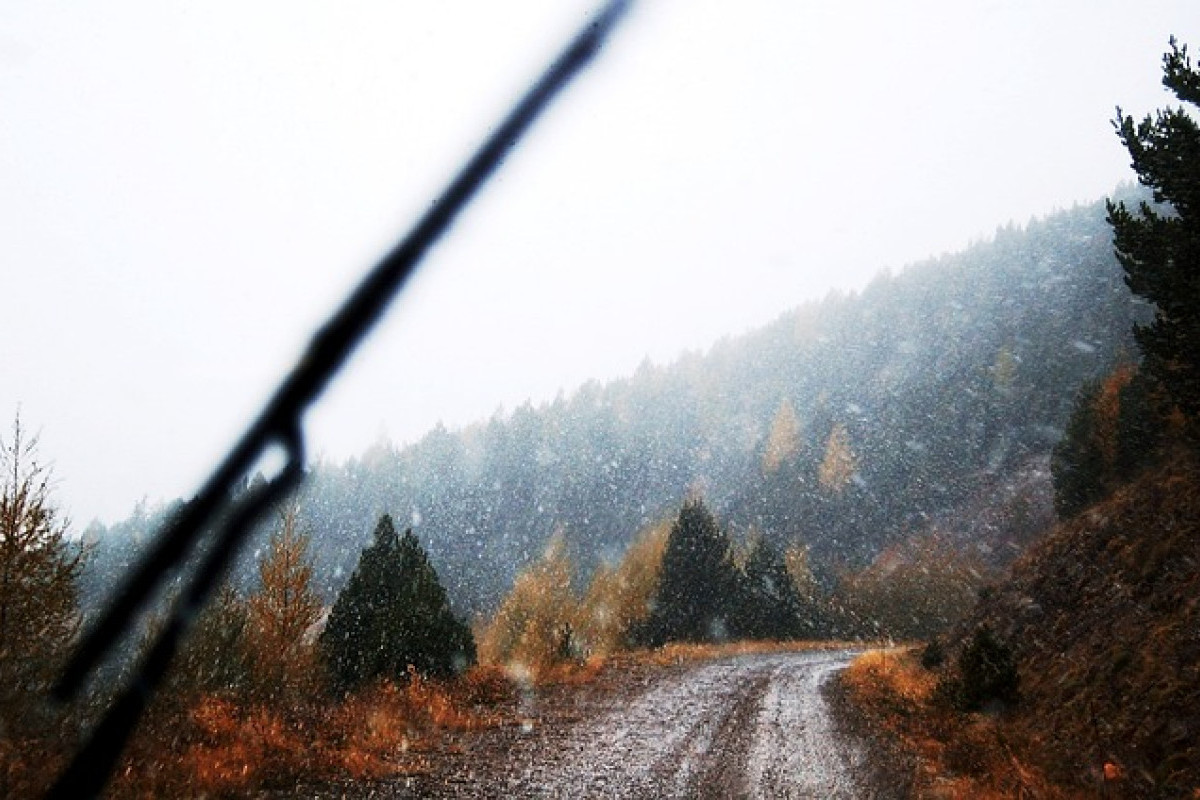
[104,664,513,797]
[832,534,991,640]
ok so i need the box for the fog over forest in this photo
[10,5,1200,795]
[81,190,1145,618]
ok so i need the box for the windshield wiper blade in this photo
[49,2,633,796]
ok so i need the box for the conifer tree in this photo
[783,544,830,638]
[1108,38,1200,432]
[169,582,250,698]
[0,414,83,734]
[1052,366,1169,517]
[636,499,739,646]
[738,536,803,640]
[245,502,322,704]
[319,515,475,694]
[1051,381,1106,518]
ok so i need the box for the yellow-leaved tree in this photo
[0,414,84,796]
[244,503,322,704]
[574,519,670,657]
[762,399,801,474]
[818,422,857,493]
[478,529,577,679]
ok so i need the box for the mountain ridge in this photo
[82,191,1145,617]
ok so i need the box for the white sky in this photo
[2,0,1197,525]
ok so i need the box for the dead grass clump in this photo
[105,665,514,797]
[0,734,69,798]
[183,701,311,793]
[534,654,608,686]
[840,648,935,721]
[109,693,326,798]
[456,663,520,707]
[325,682,422,780]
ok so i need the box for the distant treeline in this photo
[82,192,1144,617]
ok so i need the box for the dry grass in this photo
[0,733,70,798]
[833,458,1200,799]
[101,663,520,798]
[839,648,1092,800]
[841,648,937,717]
[630,638,863,668]
[952,455,1200,797]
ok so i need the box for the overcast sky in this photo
[2,0,1197,525]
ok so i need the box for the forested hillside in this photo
[82,192,1144,616]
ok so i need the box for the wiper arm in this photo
[49,2,633,796]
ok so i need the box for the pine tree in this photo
[738,536,803,640]
[319,515,475,694]
[0,414,83,734]
[1107,38,1200,432]
[636,498,740,646]
[1051,381,1106,518]
[1053,366,1169,517]
[783,544,830,638]
[245,502,322,704]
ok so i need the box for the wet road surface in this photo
[404,650,877,799]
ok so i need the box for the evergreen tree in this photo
[636,499,740,646]
[1053,366,1169,518]
[1108,39,1200,432]
[945,625,1020,712]
[737,536,804,640]
[783,544,831,638]
[319,515,475,694]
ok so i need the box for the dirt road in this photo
[363,650,885,799]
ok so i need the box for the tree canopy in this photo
[319,514,475,694]
[635,499,740,646]
[0,414,82,734]
[245,503,322,704]
[1108,38,1200,433]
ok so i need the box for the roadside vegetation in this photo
[4,32,1197,800]
[12,467,969,797]
[840,38,1200,799]
[2,479,928,797]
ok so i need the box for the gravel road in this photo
[363,650,884,799]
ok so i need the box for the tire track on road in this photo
[514,651,868,799]
[346,650,878,798]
